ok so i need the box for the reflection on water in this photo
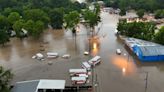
[92,45,99,56]
[88,36,100,56]
[0,45,12,61]
[122,67,126,75]
[93,42,97,49]
[111,55,137,75]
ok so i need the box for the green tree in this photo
[12,19,25,39]
[24,20,35,36]
[0,66,13,92]
[2,8,13,16]
[119,8,126,16]
[155,9,164,19]
[0,15,9,30]
[117,20,156,41]
[82,9,101,35]
[154,26,164,45]
[118,0,128,10]
[23,9,50,27]
[7,12,21,25]
[137,9,145,18]
[24,20,44,38]
[49,8,64,29]
[117,19,127,35]
[0,29,10,46]
[64,11,80,35]
[32,20,44,38]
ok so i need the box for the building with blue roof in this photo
[125,38,164,62]
[133,45,164,61]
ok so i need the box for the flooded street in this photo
[0,12,164,92]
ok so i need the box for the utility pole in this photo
[145,72,148,92]
[92,64,94,92]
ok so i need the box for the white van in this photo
[88,56,101,66]
[69,69,87,76]
[71,77,86,84]
[82,62,91,71]
[47,52,58,58]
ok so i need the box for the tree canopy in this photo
[0,0,86,40]
[0,66,13,92]
[102,0,163,12]
[117,20,156,41]
[64,11,80,34]
[0,29,10,46]
[136,9,145,18]
[154,26,164,45]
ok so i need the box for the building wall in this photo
[133,45,164,62]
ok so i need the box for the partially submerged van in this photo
[47,52,58,58]
[69,69,87,76]
[88,56,101,66]
[82,62,91,71]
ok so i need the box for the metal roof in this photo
[125,38,158,48]
[37,80,65,89]
[12,79,66,92]
[139,46,164,56]
[11,80,39,92]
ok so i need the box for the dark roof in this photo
[139,46,164,56]
[11,80,39,92]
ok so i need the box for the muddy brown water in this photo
[0,12,164,92]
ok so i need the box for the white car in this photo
[116,49,121,55]
[84,51,89,55]
[62,54,70,59]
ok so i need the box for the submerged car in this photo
[116,49,121,55]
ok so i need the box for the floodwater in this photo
[0,12,164,92]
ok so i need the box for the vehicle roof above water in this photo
[69,69,87,73]
[91,56,101,61]
[116,49,121,52]
[47,52,58,56]
[82,62,91,67]
[36,53,44,57]
[71,77,86,81]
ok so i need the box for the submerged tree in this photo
[0,29,10,46]
[7,12,21,25]
[12,19,25,39]
[0,66,13,92]
[82,9,101,36]
[49,8,64,29]
[63,11,80,36]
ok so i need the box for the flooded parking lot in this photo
[0,12,164,92]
